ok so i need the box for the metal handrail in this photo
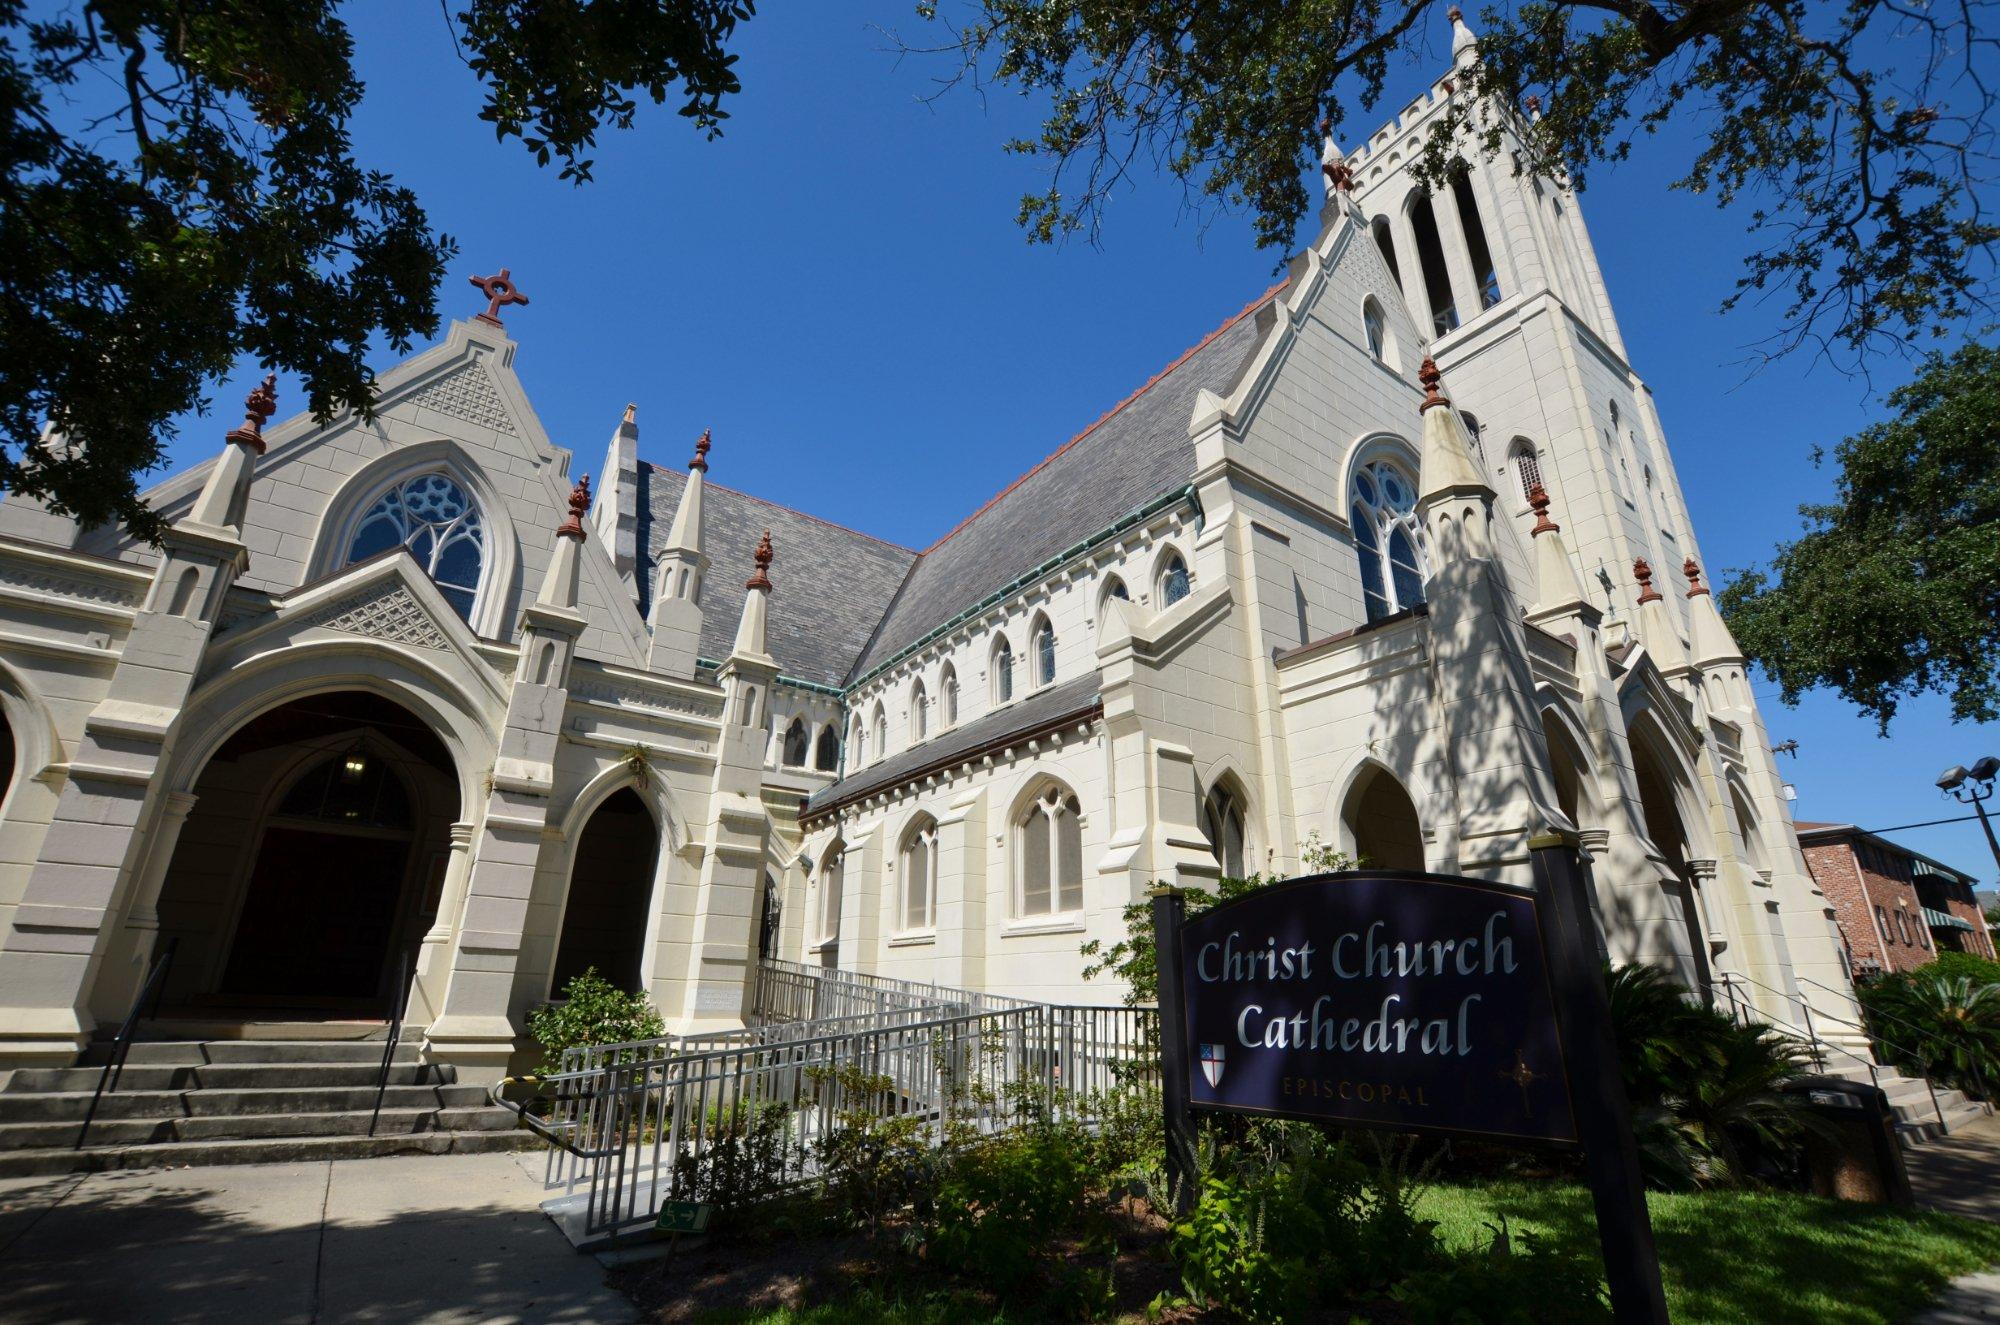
[1800,971,1993,1104]
[367,946,415,1138]
[1717,969,1948,1130]
[75,938,178,1150]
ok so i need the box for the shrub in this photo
[674,1100,797,1218]
[1606,963,1810,1186]
[807,1062,944,1236]
[1924,949,2000,987]
[1392,1223,1610,1325]
[1858,972,2000,1100]
[930,1126,1098,1297]
[526,968,666,1074]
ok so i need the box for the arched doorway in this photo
[1630,722,1713,997]
[1341,766,1425,871]
[551,788,658,994]
[154,692,459,1014]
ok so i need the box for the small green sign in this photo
[655,1200,713,1234]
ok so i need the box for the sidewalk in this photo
[1910,1113,2000,1324]
[0,1150,638,1324]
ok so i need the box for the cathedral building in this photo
[0,13,1859,1082]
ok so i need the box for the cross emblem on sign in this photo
[1500,1049,1542,1116]
[469,269,530,326]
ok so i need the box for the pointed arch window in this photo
[940,664,959,728]
[1159,552,1192,607]
[781,718,809,767]
[1033,618,1057,687]
[1450,170,1502,310]
[1408,192,1458,336]
[850,716,866,766]
[1509,439,1544,501]
[900,816,938,931]
[1017,786,1084,916]
[910,680,929,741]
[991,636,1015,705]
[814,725,841,772]
[872,705,888,760]
[1104,576,1130,604]
[1363,297,1389,362]
[347,473,486,620]
[1371,216,1402,289]
[1202,783,1248,880]
[1351,460,1426,621]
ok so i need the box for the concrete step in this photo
[75,1040,423,1067]
[0,1082,491,1126]
[0,1105,522,1151]
[0,1126,537,1178]
[131,1019,406,1042]
[5,1061,455,1094]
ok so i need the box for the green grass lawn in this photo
[684,1185,2000,1324]
[1417,1182,2000,1325]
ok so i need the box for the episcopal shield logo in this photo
[1199,1042,1226,1088]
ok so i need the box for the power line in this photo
[1844,812,1982,835]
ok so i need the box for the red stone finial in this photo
[556,474,592,541]
[225,373,279,453]
[1448,5,1464,20]
[746,529,774,592]
[622,402,637,427]
[690,428,712,473]
[468,268,530,326]
[1634,558,1662,605]
[1683,558,1710,597]
[1440,78,1456,95]
[1524,94,1543,115]
[1527,483,1559,536]
[1418,357,1450,412]
[1322,159,1354,193]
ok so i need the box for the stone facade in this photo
[0,22,1866,1079]
[1799,823,1996,977]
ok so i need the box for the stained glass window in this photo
[1351,460,1427,621]
[347,473,485,620]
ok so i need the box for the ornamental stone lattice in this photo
[302,584,451,650]
[404,364,517,436]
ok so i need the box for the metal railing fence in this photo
[504,964,1155,1239]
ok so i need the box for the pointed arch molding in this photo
[552,755,688,854]
[305,438,522,641]
[0,657,62,812]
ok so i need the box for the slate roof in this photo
[805,675,1103,816]
[842,287,1281,682]
[637,466,916,688]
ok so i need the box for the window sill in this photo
[808,938,838,954]
[888,931,937,948]
[1003,916,1087,939]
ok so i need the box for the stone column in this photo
[90,791,199,1021]
[411,821,477,1028]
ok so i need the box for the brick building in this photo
[1797,822,1995,977]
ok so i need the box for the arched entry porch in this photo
[150,692,460,1017]
[1628,717,1714,998]
[550,787,660,995]
[1340,764,1426,871]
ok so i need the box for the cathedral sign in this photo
[1177,871,1577,1144]
[1152,837,1670,1324]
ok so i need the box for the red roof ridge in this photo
[916,281,1287,557]
[641,462,920,556]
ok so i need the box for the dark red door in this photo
[221,828,410,1003]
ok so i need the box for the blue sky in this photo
[163,3,2000,885]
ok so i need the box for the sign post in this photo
[1150,886,1198,1214]
[1528,831,1670,1324]
[1154,853,1668,1323]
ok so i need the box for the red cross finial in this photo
[557,474,592,541]
[746,529,774,592]
[1528,483,1559,536]
[1322,159,1354,193]
[1418,357,1450,412]
[1683,558,1710,597]
[469,268,530,326]
[1634,558,1662,604]
[225,373,279,453]
[690,428,712,473]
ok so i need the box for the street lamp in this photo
[1938,755,2000,874]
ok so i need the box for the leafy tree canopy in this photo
[1718,341,2000,730]
[911,0,1996,365]
[1,0,751,540]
